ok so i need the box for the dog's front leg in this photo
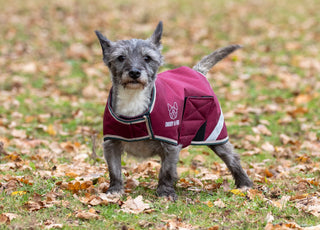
[156,144,181,200]
[103,140,124,194]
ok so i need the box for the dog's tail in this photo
[192,45,242,75]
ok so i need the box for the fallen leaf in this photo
[0,214,10,225]
[294,94,312,105]
[190,177,204,188]
[242,148,261,156]
[265,168,274,178]
[75,210,99,220]
[121,195,151,214]
[280,134,295,145]
[252,124,272,136]
[265,212,274,223]
[204,201,214,208]
[230,189,245,197]
[45,223,63,229]
[65,172,79,179]
[98,193,122,205]
[126,178,139,189]
[47,124,56,136]
[11,191,27,196]
[214,199,226,208]
[262,142,275,152]
[192,154,206,164]
[24,201,43,211]
[4,153,22,162]
[11,129,27,139]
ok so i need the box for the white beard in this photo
[115,86,151,117]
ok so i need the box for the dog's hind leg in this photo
[209,141,253,188]
[103,140,124,194]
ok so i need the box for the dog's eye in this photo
[117,55,125,62]
[144,55,152,63]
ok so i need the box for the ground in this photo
[0,0,320,229]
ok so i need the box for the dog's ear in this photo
[150,21,163,48]
[95,30,112,57]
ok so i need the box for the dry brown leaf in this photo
[265,221,320,230]
[24,201,43,211]
[80,181,93,190]
[45,223,63,229]
[265,212,274,223]
[280,134,296,145]
[242,148,261,156]
[75,210,99,220]
[163,218,197,229]
[288,107,309,117]
[65,172,79,179]
[247,189,264,200]
[190,177,204,188]
[98,193,122,204]
[262,142,275,152]
[213,199,226,208]
[265,168,274,178]
[1,213,18,221]
[192,154,206,164]
[126,178,139,189]
[98,182,109,193]
[0,214,10,225]
[252,124,272,136]
[4,153,22,162]
[11,129,27,139]
[121,195,151,214]
[245,135,261,143]
[60,142,79,153]
[295,196,320,217]
[294,94,312,105]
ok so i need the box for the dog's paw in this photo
[236,178,253,189]
[106,185,124,196]
[156,185,177,201]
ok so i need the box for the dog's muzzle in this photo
[122,69,147,89]
[128,68,141,79]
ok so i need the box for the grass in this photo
[1,0,320,229]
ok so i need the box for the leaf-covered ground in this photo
[0,0,320,229]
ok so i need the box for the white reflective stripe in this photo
[191,136,229,145]
[206,108,225,141]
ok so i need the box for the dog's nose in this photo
[129,69,141,79]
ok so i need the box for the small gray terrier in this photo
[95,21,252,200]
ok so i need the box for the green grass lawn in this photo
[1,0,320,229]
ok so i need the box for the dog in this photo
[95,21,253,200]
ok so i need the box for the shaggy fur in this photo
[96,21,252,200]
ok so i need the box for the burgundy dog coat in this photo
[103,66,228,148]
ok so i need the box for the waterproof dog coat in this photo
[103,66,228,148]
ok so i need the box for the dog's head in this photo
[95,22,164,90]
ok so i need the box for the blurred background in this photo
[1,0,320,228]
[1,0,319,146]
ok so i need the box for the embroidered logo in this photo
[166,102,180,127]
[167,102,178,120]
